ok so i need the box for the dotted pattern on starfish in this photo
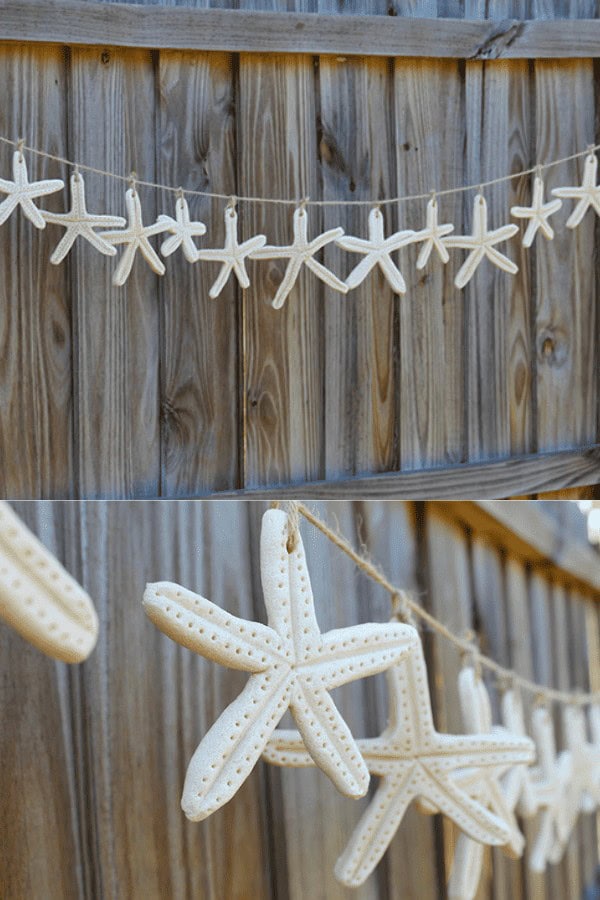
[447,667,534,900]
[0,151,63,230]
[500,688,538,818]
[101,188,171,286]
[0,501,98,663]
[197,207,266,298]
[157,196,207,263]
[552,153,600,229]
[443,194,519,289]
[510,175,562,247]
[413,197,454,269]
[263,639,534,888]
[334,207,415,294]
[252,207,348,308]
[42,172,126,264]
[142,509,418,821]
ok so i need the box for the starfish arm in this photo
[182,668,292,821]
[432,237,451,264]
[240,234,267,255]
[112,243,138,286]
[344,254,379,290]
[334,774,413,887]
[447,835,485,900]
[209,262,234,299]
[145,219,175,239]
[315,622,418,690]
[537,218,555,242]
[489,224,519,243]
[143,582,280,671]
[442,235,479,250]
[291,682,369,798]
[18,196,47,229]
[82,229,119,257]
[529,808,557,873]
[260,508,297,649]
[272,258,303,309]
[138,237,166,276]
[521,219,540,248]
[377,253,407,295]
[28,178,64,197]
[485,777,525,857]
[305,257,348,294]
[485,246,518,276]
[454,248,485,289]
[551,186,585,199]
[565,198,591,229]
[99,228,131,246]
[232,257,251,290]
[48,229,79,265]
[156,214,177,232]
[251,244,294,261]
[510,205,535,219]
[182,237,201,264]
[262,729,313,766]
[309,226,345,252]
[415,239,434,269]
[0,178,16,194]
[335,235,375,254]
[431,771,512,847]
[160,233,183,258]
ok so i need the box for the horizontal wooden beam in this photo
[2,2,600,58]
[214,445,600,500]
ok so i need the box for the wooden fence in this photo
[1,499,599,899]
[0,0,598,500]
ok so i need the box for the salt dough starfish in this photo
[447,667,533,900]
[500,688,538,817]
[334,207,415,294]
[143,509,418,821]
[552,152,600,228]
[528,705,573,873]
[561,705,600,816]
[197,207,266,298]
[263,639,534,888]
[0,150,63,229]
[252,207,347,308]
[101,188,170,286]
[156,195,206,263]
[0,501,98,663]
[41,172,126,264]
[442,194,519,289]
[510,175,562,247]
[412,197,455,269]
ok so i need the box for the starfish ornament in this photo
[510,175,562,248]
[156,195,207,263]
[197,206,266,298]
[447,667,533,900]
[143,509,418,821]
[0,150,63,230]
[41,172,126,264]
[442,194,519,289]
[252,207,347,308]
[528,705,574,873]
[0,501,98,663]
[101,188,170,286]
[552,152,600,228]
[263,639,534,888]
[561,705,600,816]
[412,197,455,269]
[500,688,538,817]
[334,207,415,294]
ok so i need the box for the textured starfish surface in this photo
[0,151,63,229]
[443,194,519,289]
[562,705,600,816]
[157,196,207,263]
[552,153,600,228]
[143,509,417,821]
[252,207,347,308]
[510,175,562,247]
[0,502,98,663]
[198,207,266,298]
[101,188,170,285]
[528,706,573,873]
[447,667,533,900]
[263,639,534,888]
[413,197,454,269]
[500,688,538,817]
[42,172,126,264]
[335,207,415,294]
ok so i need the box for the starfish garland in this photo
[197,207,266,298]
[335,207,415,294]
[263,638,534,888]
[156,195,207,263]
[42,172,126,264]
[0,150,63,229]
[443,194,519,289]
[413,197,454,269]
[510,175,562,247]
[252,207,347,308]
[101,188,171,286]
[143,509,418,821]
[552,152,600,228]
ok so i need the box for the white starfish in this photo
[41,172,126,264]
[552,152,600,228]
[143,509,418,821]
[101,188,170,286]
[0,150,63,229]
[156,195,206,263]
[0,501,98,663]
[500,688,538,817]
[510,175,562,248]
[562,705,600,817]
[413,197,455,269]
[443,194,519,289]
[335,207,415,294]
[447,667,533,900]
[197,207,266,298]
[252,207,347,308]
[263,640,534,889]
[528,705,574,873]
